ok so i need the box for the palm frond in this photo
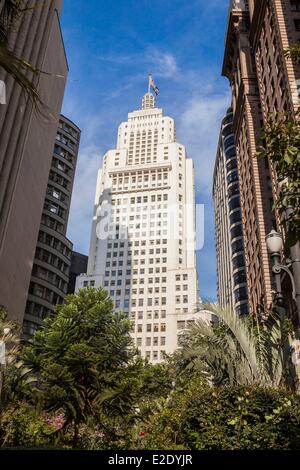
[177,304,293,389]
[0,41,41,105]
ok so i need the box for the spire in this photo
[141,74,158,109]
[142,92,155,110]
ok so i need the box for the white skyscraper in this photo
[76,89,210,361]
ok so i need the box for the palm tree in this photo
[173,304,294,389]
[0,1,41,104]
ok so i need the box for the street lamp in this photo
[266,229,300,323]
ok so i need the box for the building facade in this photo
[213,107,249,315]
[222,0,300,316]
[23,115,80,336]
[76,92,207,362]
[0,0,68,323]
[222,0,275,316]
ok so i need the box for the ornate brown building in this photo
[222,0,300,315]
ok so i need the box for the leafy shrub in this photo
[0,403,55,448]
[143,379,300,450]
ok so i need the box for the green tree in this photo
[22,288,141,447]
[259,109,300,247]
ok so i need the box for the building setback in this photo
[76,92,208,362]
[23,115,81,336]
[222,0,300,316]
[0,0,68,323]
[213,107,249,316]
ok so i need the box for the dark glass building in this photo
[67,251,88,294]
[213,107,249,316]
[23,115,81,335]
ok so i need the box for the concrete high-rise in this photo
[76,92,208,362]
[213,107,249,316]
[0,1,68,323]
[23,115,80,336]
[222,0,300,316]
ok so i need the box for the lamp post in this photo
[266,229,300,390]
[266,229,300,324]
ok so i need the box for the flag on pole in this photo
[149,75,159,95]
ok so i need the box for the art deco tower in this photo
[76,92,207,362]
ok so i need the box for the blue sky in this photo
[61,0,231,301]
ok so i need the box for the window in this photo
[291,0,300,11]
[233,254,245,270]
[177,321,185,330]
[230,210,242,226]
[234,286,248,302]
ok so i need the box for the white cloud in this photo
[178,92,230,195]
[147,50,179,79]
[67,144,102,253]
[95,49,180,81]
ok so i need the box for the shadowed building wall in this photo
[0,1,68,322]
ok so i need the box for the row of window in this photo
[53,145,74,166]
[139,337,166,347]
[35,247,69,275]
[136,323,166,332]
[49,170,70,191]
[131,310,166,320]
[109,286,167,297]
[110,193,180,206]
[144,350,165,361]
[47,185,68,204]
[25,300,53,320]
[107,248,168,257]
[104,272,167,285]
[32,265,68,293]
[41,214,64,234]
[58,121,79,141]
[29,282,64,306]
[38,232,71,259]
[56,133,77,151]
[44,201,66,220]
[107,238,170,249]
